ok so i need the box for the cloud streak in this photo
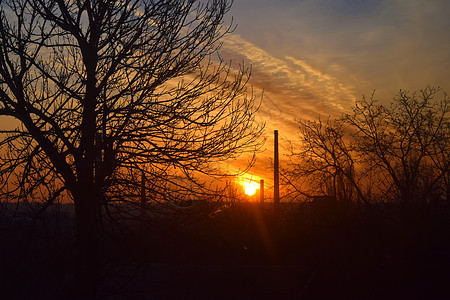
[222,34,356,129]
[221,33,358,182]
[221,0,450,183]
[229,0,450,99]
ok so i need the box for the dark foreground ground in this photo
[1,202,450,299]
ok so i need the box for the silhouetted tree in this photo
[346,87,449,206]
[0,0,263,297]
[283,117,365,206]
[286,87,449,207]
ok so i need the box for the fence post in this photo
[274,130,280,209]
[141,170,146,216]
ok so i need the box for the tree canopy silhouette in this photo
[0,0,263,297]
[285,87,449,207]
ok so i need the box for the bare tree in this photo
[346,87,449,206]
[0,0,263,297]
[285,86,449,208]
[283,117,365,206]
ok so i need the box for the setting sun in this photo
[241,179,259,196]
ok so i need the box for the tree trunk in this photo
[73,189,100,299]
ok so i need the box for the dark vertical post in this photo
[274,130,280,209]
[140,170,146,215]
[260,179,264,205]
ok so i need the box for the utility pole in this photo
[274,130,280,209]
[260,179,264,205]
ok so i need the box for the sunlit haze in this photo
[240,178,259,196]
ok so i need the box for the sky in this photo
[1,0,449,194]
[223,0,450,184]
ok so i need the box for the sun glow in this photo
[241,178,259,196]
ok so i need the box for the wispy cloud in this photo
[221,34,357,181]
[229,0,450,99]
[222,34,356,128]
[222,0,450,182]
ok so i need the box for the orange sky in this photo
[224,0,450,185]
[1,0,449,197]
